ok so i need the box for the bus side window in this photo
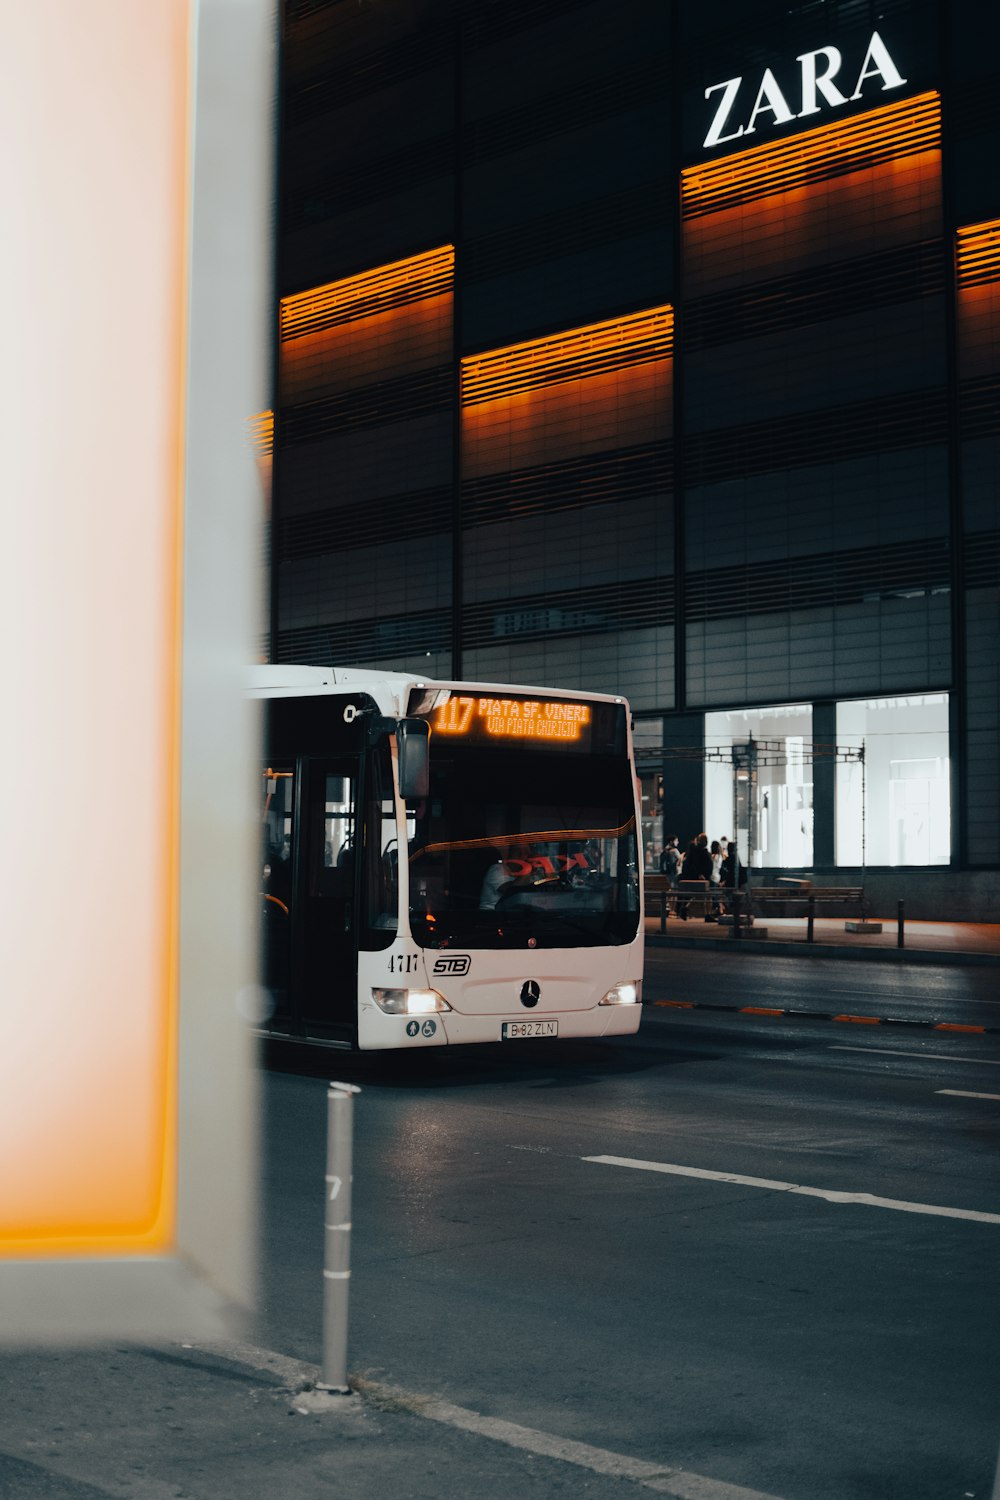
[314,773,355,897]
[262,766,294,905]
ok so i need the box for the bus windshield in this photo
[406,745,639,949]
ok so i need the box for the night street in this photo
[255,951,1000,1500]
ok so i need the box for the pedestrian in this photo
[709,839,723,916]
[681,832,713,920]
[660,835,683,915]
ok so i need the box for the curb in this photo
[645,932,1000,968]
[648,999,1000,1035]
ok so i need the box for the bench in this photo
[743,883,869,941]
[646,876,904,944]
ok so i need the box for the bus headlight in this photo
[599,982,639,1006]
[371,987,451,1016]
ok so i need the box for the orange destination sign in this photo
[433,695,593,744]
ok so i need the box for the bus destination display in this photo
[431,694,593,748]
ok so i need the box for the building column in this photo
[662,712,705,848]
[812,700,836,869]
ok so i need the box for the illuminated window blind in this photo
[280,245,454,341]
[461,307,673,406]
[681,92,941,220]
[956,220,1000,288]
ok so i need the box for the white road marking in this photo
[937,1089,1000,1101]
[831,1045,1000,1065]
[198,1344,786,1499]
[583,1155,1000,1225]
[360,1380,787,1500]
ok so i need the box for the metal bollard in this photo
[319,1081,360,1394]
[897,900,905,948]
[807,895,815,943]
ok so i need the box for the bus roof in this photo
[247,664,628,716]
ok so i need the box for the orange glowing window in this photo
[280,246,454,341]
[956,220,1000,288]
[681,91,941,218]
[461,307,673,407]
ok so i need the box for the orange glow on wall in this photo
[248,408,274,456]
[461,307,674,407]
[248,408,274,505]
[279,250,454,408]
[462,359,671,478]
[956,219,1000,380]
[279,292,453,406]
[280,245,454,341]
[681,91,941,218]
[956,220,1000,288]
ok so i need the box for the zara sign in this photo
[703,31,907,150]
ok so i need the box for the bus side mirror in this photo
[396,719,429,800]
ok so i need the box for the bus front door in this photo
[296,757,360,1034]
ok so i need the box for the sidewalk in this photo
[644,912,1000,965]
[0,1339,709,1500]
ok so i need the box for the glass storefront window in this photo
[836,695,950,866]
[705,704,813,869]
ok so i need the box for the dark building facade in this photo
[270,0,1000,916]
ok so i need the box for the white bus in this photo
[251,666,643,1050]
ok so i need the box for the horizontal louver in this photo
[960,374,1000,438]
[276,609,452,665]
[948,82,1000,140]
[276,485,454,562]
[285,27,455,126]
[285,132,455,230]
[462,307,672,406]
[462,442,673,528]
[685,537,950,621]
[461,0,596,49]
[461,578,673,647]
[462,59,664,167]
[280,247,454,340]
[280,366,452,445]
[463,183,671,283]
[685,239,943,351]
[684,386,948,487]
[963,530,1000,588]
[956,220,1000,288]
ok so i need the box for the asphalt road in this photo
[258,951,1000,1500]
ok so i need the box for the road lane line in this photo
[583,1156,1000,1225]
[831,1046,1000,1065]
[937,1089,1000,1101]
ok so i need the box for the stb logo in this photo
[433,954,471,976]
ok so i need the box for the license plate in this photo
[501,1020,558,1040]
